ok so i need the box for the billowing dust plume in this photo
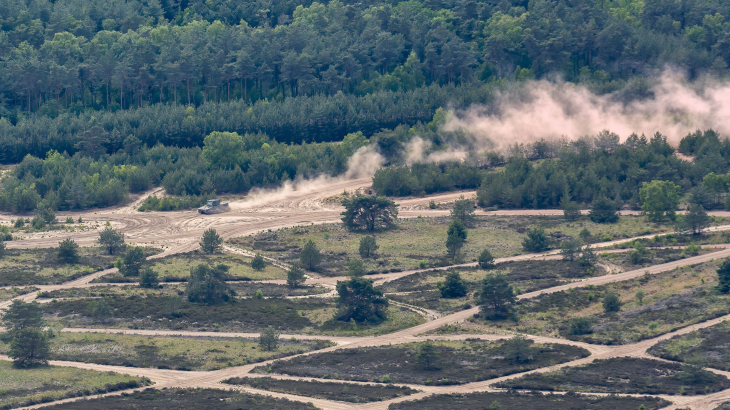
[442,72,730,150]
[230,146,384,209]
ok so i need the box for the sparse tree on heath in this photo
[2,300,49,368]
[438,271,468,298]
[186,263,233,304]
[478,249,496,269]
[446,219,467,259]
[200,228,223,253]
[479,273,516,320]
[300,240,321,271]
[9,328,50,368]
[121,246,145,276]
[139,267,159,288]
[602,291,622,313]
[416,341,439,370]
[341,195,398,231]
[450,196,476,227]
[684,203,710,235]
[560,237,582,261]
[287,264,306,288]
[251,254,266,271]
[98,226,125,255]
[347,258,367,277]
[335,277,389,323]
[259,326,280,351]
[717,259,730,294]
[57,238,79,264]
[359,235,378,258]
[522,227,548,252]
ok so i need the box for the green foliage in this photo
[561,193,581,221]
[341,195,398,232]
[287,264,306,288]
[185,263,233,304]
[578,245,598,267]
[9,328,50,368]
[200,228,223,254]
[717,259,730,294]
[98,227,125,255]
[568,317,594,335]
[416,341,439,370]
[639,180,681,222]
[478,249,496,269]
[88,298,114,321]
[336,277,389,324]
[590,196,620,224]
[373,163,484,197]
[1,300,44,340]
[503,335,533,364]
[259,326,280,351]
[121,246,145,277]
[202,132,246,169]
[139,267,159,288]
[438,272,468,299]
[683,203,710,234]
[251,254,266,271]
[479,273,516,320]
[445,219,467,259]
[635,289,646,305]
[300,240,321,271]
[255,289,264,299]
[138,195,211,212]
[630,242,647,265]
[560,237,582,261]
[359,235,378,259]
[602,291,622,313]
[346,258,367,277]
[522,227,548,252]
[450,196,476,227]
[57,238,79,264]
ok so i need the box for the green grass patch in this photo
[0,247,126,286]
[224,377,419,403]
[96,250,286,282]
[0,360,149,409]
[648,320,730,371]
[440,261,730,345]
[379,260,601,312]
[229,215,671,275]
[257,339,589,385]
[36,387,316,409]
[388,391,670,410]
[38,283,326,300]
[0,333,333,371]
[44,295,423,335]
[496,357,730,395]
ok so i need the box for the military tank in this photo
[197,199,230,214]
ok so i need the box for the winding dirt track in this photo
[4,180,730,409]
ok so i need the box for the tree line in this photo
[372,129,730,209]
[0,130,366,213]
[1,0,730,159]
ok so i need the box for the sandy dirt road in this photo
[3,180,730,409]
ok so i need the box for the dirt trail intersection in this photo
[2,179,730,409]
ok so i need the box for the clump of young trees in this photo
[2,300,51,368]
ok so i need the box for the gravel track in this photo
[2,180,730,409]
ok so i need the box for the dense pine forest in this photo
[2,0,730,156]
[2,0,730,213]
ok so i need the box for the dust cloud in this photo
[443,72,730,150]
[230,146,383,209]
